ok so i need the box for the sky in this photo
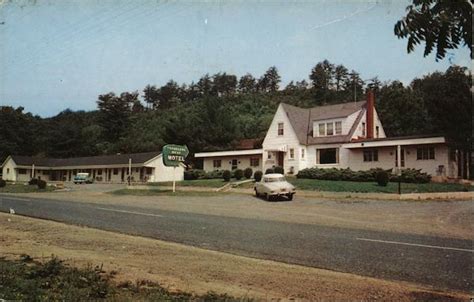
[0,0,471,117]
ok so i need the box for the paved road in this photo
[0,194,472,292]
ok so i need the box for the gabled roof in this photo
[7,151,161,168]
[280,101,366,145]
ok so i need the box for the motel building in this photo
[1,151,184,183]
[195,92,464,180]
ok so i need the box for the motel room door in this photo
[277,152,284,167]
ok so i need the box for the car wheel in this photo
[254,189,259,197]
[287,193,293,201]
[266,194,272,201]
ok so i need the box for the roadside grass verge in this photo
[149,179,236,188]
[0,255,244,301]
[110,188,221,197]
[0,184,55,193]
[286,178,473,193]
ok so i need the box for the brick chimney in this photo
[366,90,375,139]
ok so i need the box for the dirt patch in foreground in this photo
[0,213,467,301]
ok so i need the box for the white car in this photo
[254,173,296,201]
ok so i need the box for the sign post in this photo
[162,144,189,193]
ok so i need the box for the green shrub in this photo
[390,168,431,183]
[265,168,274,174]
[0,178,6,188]
[222,170,231,182]
[254,171,263,182]
[297,167,429,184]
[244,168,253,179]
[203,170,224,179]
[37,179,47,189]
[29,178,38,185]
[184,169,207,180]
[234,169,243,180]
[274,166,284,174]
[376,170,389,186]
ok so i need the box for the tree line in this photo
[0,61,471,177]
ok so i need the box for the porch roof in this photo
[343,135,446,149]
[194,149,263,158]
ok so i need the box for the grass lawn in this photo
[0,255,240,301]
[111,188,221,197]
[0,183,55,193]
[149,178,235,188]
[286,178,473,194]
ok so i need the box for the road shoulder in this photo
[0,212,468,301]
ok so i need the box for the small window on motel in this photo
[289,148,295,159]
[250,158,259,167]
[213,160,222,168]
[335,121,342,135]
[278,123,284,136]
[318,123,325,136]
[326,123,334,135]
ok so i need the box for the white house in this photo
[1,151,184,183]
[195,92,461,180]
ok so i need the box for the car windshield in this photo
[264,177,286,182]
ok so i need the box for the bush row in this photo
[296,167,431,183]
[184,168,265,182]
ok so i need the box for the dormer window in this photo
[376,126,380,138]
[318,123,325,136]
[278,123,284,136]
[326,123,334,135]
[335,121,342,135]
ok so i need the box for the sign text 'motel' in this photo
[162,144,189,167]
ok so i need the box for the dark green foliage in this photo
[222,170,231,182]
[274,166,284,174]
[265,168,274,174]
[376,170,390,186]
[391,168,431,183]
[183,169,206,180]
[244,167,253,179]
[394,0,472,60]
[297,167,431,184]
[234,169,243,180]
[0,256,246,301]
[37,179,47,189]
[28,178,38,185]
[254,171,263,182]
[0,178,6,187]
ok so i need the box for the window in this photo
[318,123,325,136]
[213,159,221,168]
[278,123,284,136]
[335,121,342,135]
[375,126,380,138]
[7,168,10,174]
[267,152,272,159]
[250,158,260,167]
[317,148,339,164]
[97,169,102,175]
[18,169,27,174]
[136,168,140,173]
[363,149,379,162]
[417,147,435,160]
[231,159,238,170]
[146,167,153,174]
[301,148,305,159]
[113,168,119,175]
[289,148,295,159]
[326,123,333,135]
[362,122,366,136]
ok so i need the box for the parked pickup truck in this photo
[254,173,295,201]
[73,173,94,184]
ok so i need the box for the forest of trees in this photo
[0,61,472,174]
